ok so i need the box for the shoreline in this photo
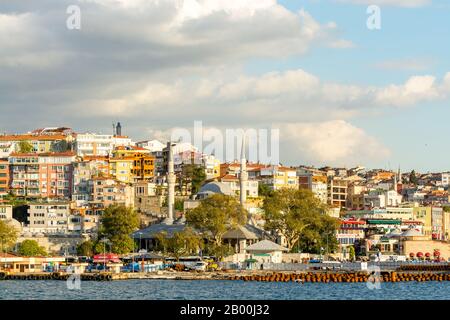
[2,270,450,283]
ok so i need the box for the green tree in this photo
[76,240,95,256]
[98,205,140,254]
[204,243,233,261]
[17,240,47,256]
[186,194,247,246]
[348,245,356,261]
[162,198,184,211]
[0,220,19,252]
[154,228,203,261]
[409,170,418,185]
[263,188,337,251]
[181,164,206,195]
[18,141,34,153]
[258,183,273,198]
[2,193,27,207]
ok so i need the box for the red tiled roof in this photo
[0,134,68,141]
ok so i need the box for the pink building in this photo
[9,152,75,199]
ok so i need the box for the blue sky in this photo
[0,0,449,172]
[248,0,450,171]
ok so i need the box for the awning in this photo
[93,254,121,263]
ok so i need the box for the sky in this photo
[0,0,449,172]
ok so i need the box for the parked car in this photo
[189,261,208,271]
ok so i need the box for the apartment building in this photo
[363,189,403,208]
[259,165,298,190]
[112,146,155,181]
[220,174,259,198]
[0,127,74,154]
[91,177,134,210]
[328,177,349,208]
[9,152,75,199]
[298,172,328,204]
[72,156,110,206]
[346,183,367,209]
[0,204,13,220]
[27,203,73,234]
[74,133,133,156]
[203,154,221,180]
[0,159,9,196]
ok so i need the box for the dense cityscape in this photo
[1,124,449,274]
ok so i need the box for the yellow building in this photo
[413,206,432,237]
[112,146,155,182]
[260,165,298,190]
[109,158,133,183]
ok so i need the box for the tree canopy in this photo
[185,194,247,246]
[0,220,19,251]
[181,164,206,195]
[263,188,338,251]
[76,240,95,256]
[18,141,34,153]
[17,239,47,256]
[98,205,140,254]
[155,227,203,261]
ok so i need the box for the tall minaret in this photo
[239,136,248,207]
[393,171,398,192]
[165,142,175,225]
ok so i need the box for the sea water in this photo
[0,280,449,300]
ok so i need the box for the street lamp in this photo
[100,238,109,272]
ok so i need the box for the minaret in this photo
[239,136,248,207]
[165,142,175,225]
[393,171,397,192]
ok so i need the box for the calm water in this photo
[0,280,449,300]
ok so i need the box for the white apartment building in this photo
[136,139,165,152]
[75,133,133,156]
[27,203,74,234]
[441,172,450,187]
[221,175,259,198]
[363,189,403,208]
[0,204,13,220]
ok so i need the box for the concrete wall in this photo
[17,235,87,255]
[402,240,450,260]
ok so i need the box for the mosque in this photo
[132,139,267,253]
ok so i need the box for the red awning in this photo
[93,254,121,263]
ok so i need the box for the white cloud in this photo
[335,0,431,7]
[375,75,440,107]
[281,120,390,166]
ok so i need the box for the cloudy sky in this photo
[1,0,449,171]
